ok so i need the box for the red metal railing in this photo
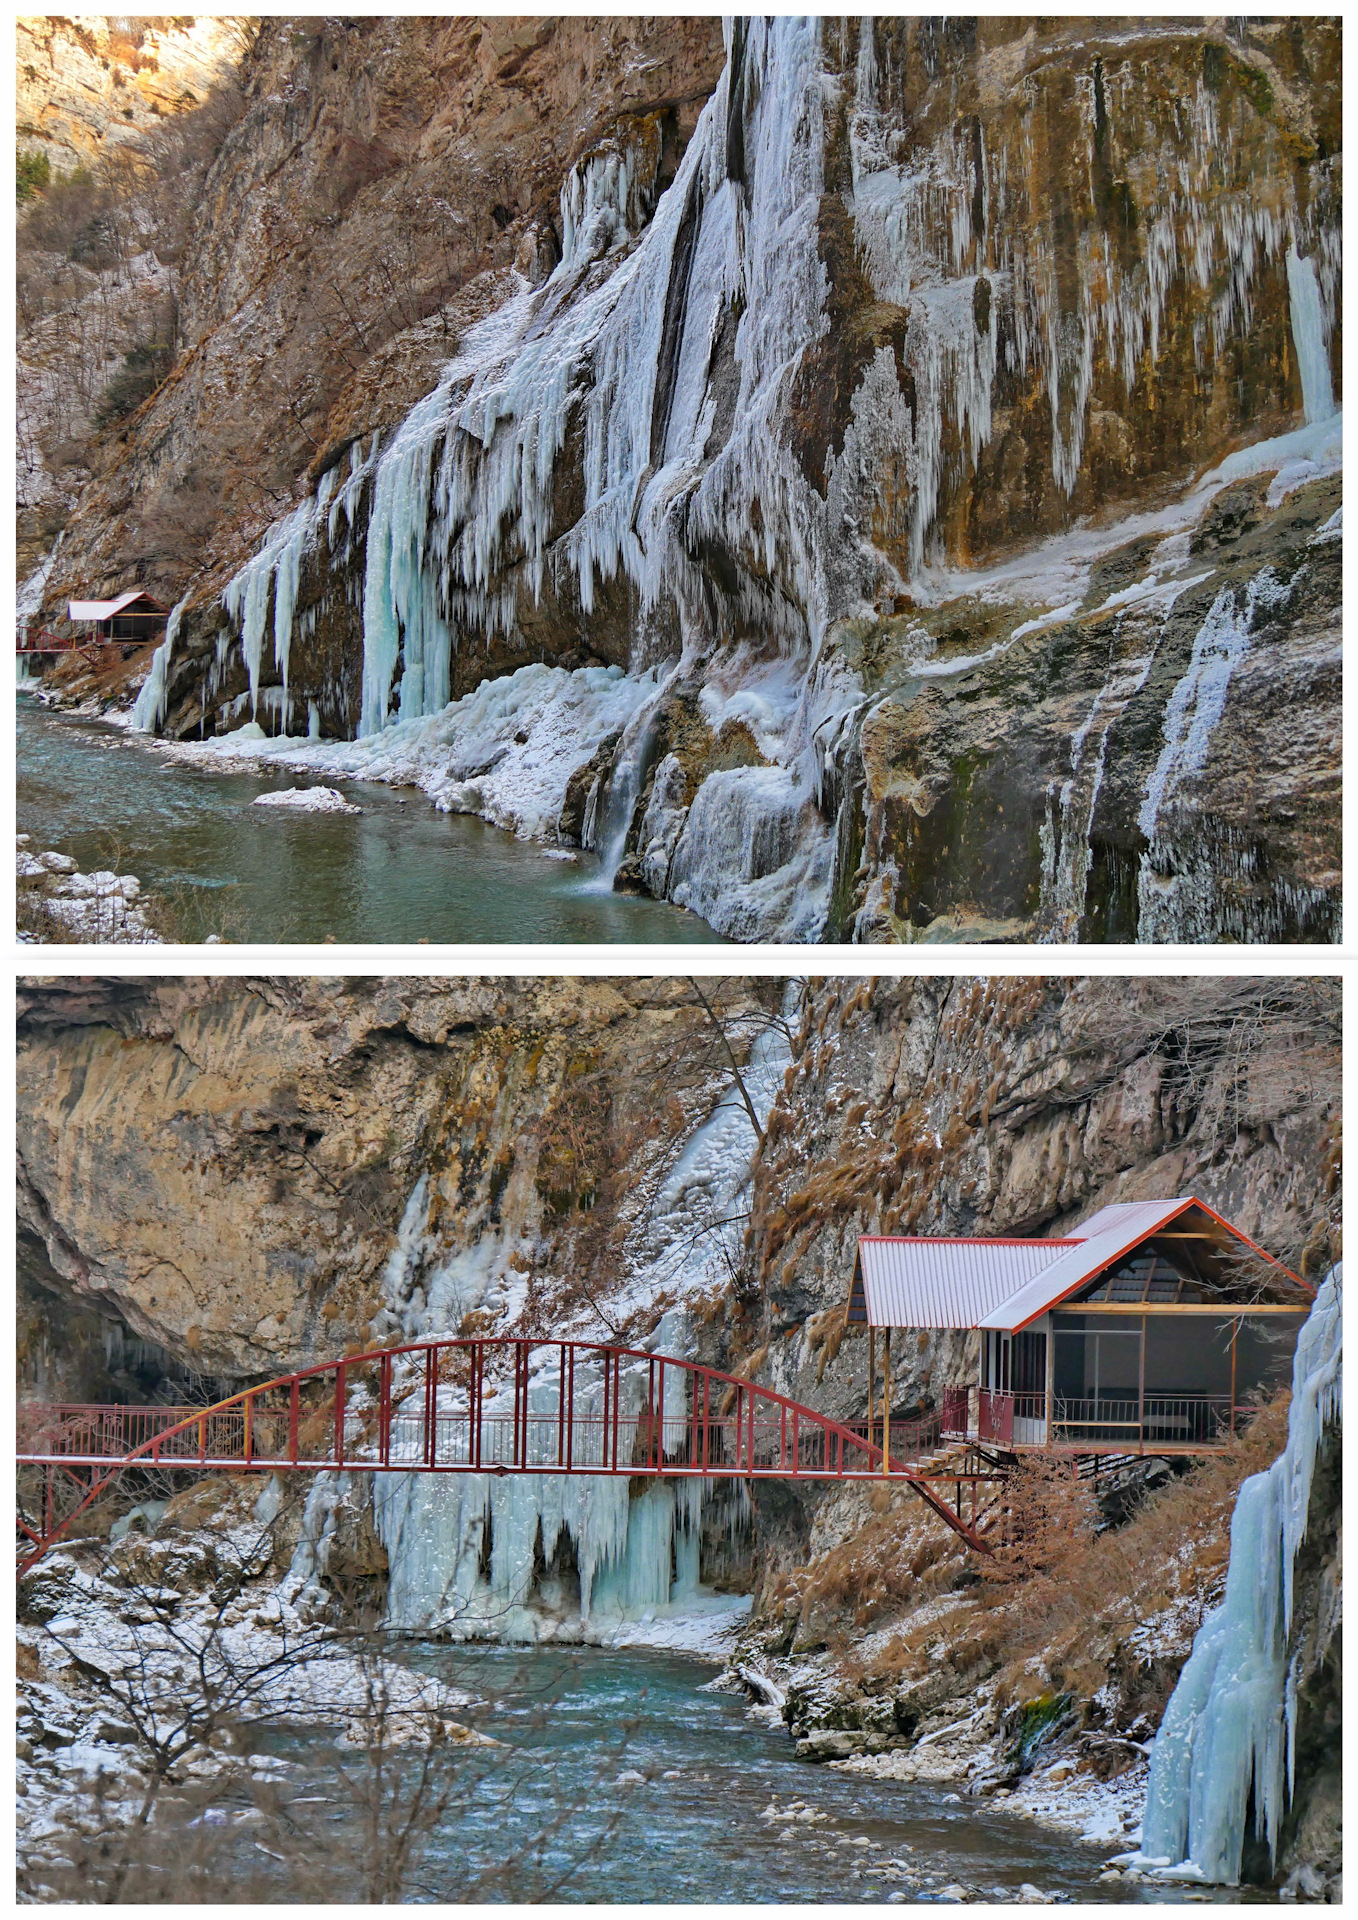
[939,1384,1243,1450]
[1051,1395,1238,1445]
[16,630,97,654]
[16,1337,1002,1572]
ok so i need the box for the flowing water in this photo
[228,1645,1257,1903]
[15,696,721,944]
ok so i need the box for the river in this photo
[16,694,721,944]
[218,1644,1255,1903]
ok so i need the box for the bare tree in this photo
[19,1480,637,1904]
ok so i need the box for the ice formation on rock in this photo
[197,20,1339,943]
[1286,248,1337,427]
[1135,1269,1341,1885]
[1136,568,1293,942]
[334,1010,785,1640]
[130,596,187,734]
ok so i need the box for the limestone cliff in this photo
[18,973,1338,1405]
[26,16,725,609]
[16,973,778,1387]
[17,17,245,173]
[732,974,1339,1450]
[21,17,1341,944]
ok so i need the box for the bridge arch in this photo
[17,1335,998,1572]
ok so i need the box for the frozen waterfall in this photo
[131,595,188,734]
[347,1007,790,1642]
[367,1334,740,1643]
[1135,1269,1341,1885]
[1285,248,1336,427]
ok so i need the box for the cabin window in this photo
[1234,1317,1301,1400]
[1143,1314,1233,1398]
[1054,1310,1304,1409]
[983,1330,1048,1396]
[1053,1316,1141,1403]
[1013,1330,1046,1393]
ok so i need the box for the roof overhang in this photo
[68,591,164,621]
[851,1235,1082,1329]
[976,1197,1311,1333]
[852,1197,1311,1337]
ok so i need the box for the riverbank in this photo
[18,1485,1162,1906]
[16,694,723,944]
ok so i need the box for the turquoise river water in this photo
[16,694,721,944]
[220,1645,1255,1903]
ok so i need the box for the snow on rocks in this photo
[16,837,162,944]
[152,659,658,847]
[17,1503,490,1892]
[251,785,361,814]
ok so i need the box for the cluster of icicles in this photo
[1135,1269,1341,1885]
[199,17,1337,746]
[282,1007,791,1640]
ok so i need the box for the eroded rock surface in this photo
[20,18,1341,943]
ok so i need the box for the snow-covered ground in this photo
[146,659,660,845]
[18,1504,491,1895]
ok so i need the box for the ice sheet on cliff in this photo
[1131,1268,1341,1885]
[186,19,1338,943]
[312,1010,786,1641]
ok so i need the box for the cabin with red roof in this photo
[847,1197,1314,1455]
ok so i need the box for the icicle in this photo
[131,594,188,734]
[1285,247,1336,425]
[1136,1270,1341,1885]
[1136,568,1292,940]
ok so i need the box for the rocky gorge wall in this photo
[25,17,1342,944]
[15,974,1341,1872]
[17,972,1339,1389]
[18,970,1339,1464]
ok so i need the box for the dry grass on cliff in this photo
[794,1392,1292,1712]
[979,1392,1293,1707]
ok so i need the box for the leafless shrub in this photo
[19,1478,635,1903]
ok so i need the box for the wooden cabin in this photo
[67,591,167,643]
[847,1198,1314,1455]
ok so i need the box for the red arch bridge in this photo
[17,1335,1005,1574]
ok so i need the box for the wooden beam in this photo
[1055,1303,1309,1316]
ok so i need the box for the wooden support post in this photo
[1138,1312,1146,1453]
[1044,1322,1054,1448]
[868,1326,876,1444]
[1230,1317,1238,1438]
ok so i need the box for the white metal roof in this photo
[854,1196,1309,1335]
[1062,1200,1182,1242]
[68,591,159,621]
[855,1236,1081,1329]
[974,1199,1194,1332]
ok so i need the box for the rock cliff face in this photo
[16,16,243,172]
[16,974,779,1387]
[26,17,1341,944]
[18,974,1338,1405]
[31,17,725,613]
[1275,1425,1342,1898]
[724,976,1339,1456]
